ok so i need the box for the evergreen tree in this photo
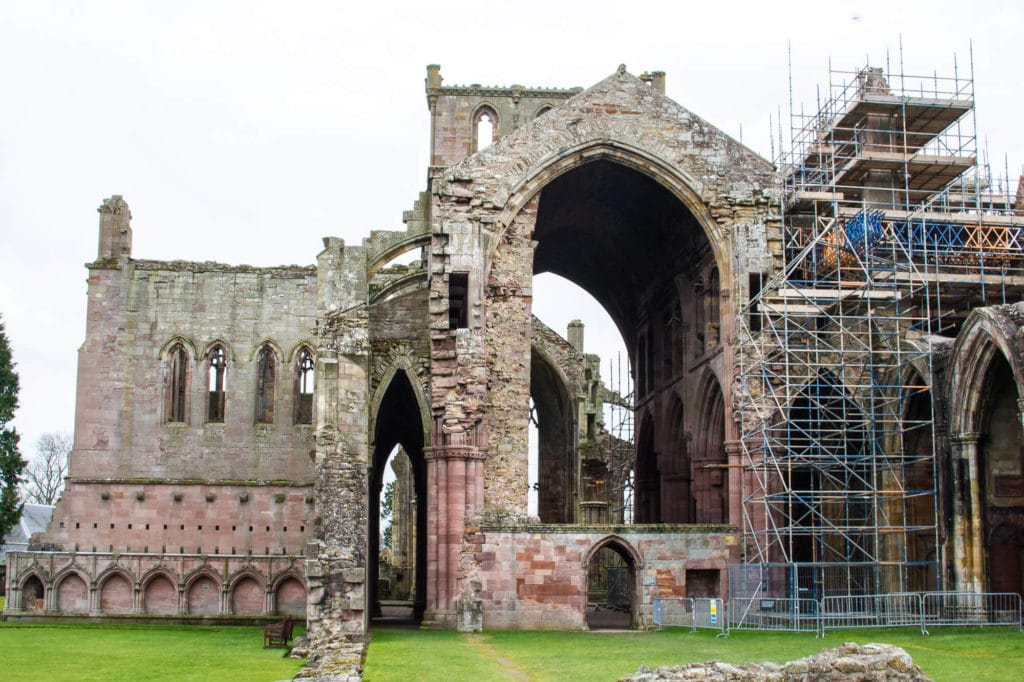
[0,315,26,538]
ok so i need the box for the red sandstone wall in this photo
[38,259,317,557]
[471,527,738,630]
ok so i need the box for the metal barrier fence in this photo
[728,597,821,634]
[821,592,923,633]
[652,597,695,631]
[922,592,1023,633]
[657,591,1020,637]
[692,598,728,637]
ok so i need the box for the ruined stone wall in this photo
[426,65,581,168]
[466,525,738,630]
[306,238,371,642]
[36,200,318,559]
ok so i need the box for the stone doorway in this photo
[369,370,427,626]
[585,540,637,629]
[978,353,1024,596]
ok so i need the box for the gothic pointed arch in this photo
[693,369,727,524]
[582,535,641,629]
[368,365,428,624]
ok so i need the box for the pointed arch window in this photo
[255,346,276,424]
[473,106,498,153]
[207,345,227,423]
[294,347,315,425]
[167,343,189,423]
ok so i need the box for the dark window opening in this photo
[748,272,764,333]
[294,347,315,425]
[207,345,227,422]
[449,273,469,329]
[255,345,276,424]
[167,343,188,422]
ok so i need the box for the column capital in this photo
[954,432,982,446]
[723,440,745,455]
[424,445,486,461]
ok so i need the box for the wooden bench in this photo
[262,615,295,648]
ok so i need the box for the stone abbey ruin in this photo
[4,58,1024,645]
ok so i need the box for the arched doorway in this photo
[976,353,1024,594]
[369,370,427,625]
[584,538,639,629]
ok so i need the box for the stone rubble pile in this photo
[289,635,366,682]
[620,642,932,681]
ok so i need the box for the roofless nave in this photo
[4,58,1023,646]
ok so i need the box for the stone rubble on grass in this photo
[620,642,933,681]
[289,634,366,682]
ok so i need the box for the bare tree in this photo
[22,432,71,505]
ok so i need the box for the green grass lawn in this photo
[0,622,306,681]
[1,620,1020,681]
[364,626,1024,682]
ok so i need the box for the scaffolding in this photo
[735,54,1024,600]
[605,352,635,524]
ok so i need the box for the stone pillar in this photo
[44,580,57,612]
[89,581,100,615]
[422,444,485,628]
[724,440,744,529]
[306,236,371,644]
[952,432,984,592]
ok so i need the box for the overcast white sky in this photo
[1,1,1021,463]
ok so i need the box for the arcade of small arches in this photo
[8,561,307,618]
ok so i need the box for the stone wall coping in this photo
[10,550,305,561]
[87,258,316,276]
[474,522,738,534]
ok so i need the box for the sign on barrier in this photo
[692,597,728,637]
[652,597,695,631]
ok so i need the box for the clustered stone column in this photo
[951,432,984,592]
[422,444,485,627]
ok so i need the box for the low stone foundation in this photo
[292,635,366,682]
[621,642,931,681]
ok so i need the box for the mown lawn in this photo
[1,619,1020,681]
[364,626,1024,682]
[0,622,306,681]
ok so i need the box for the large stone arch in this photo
[414,66,775,631]
[948,305,1024,436]
[946,303,1024,593]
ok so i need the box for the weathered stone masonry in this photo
[8,62,1022,649]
